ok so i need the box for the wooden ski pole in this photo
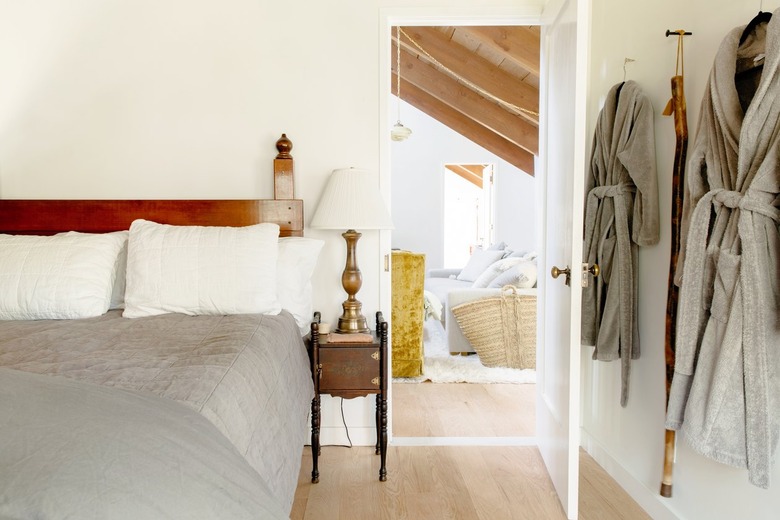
[660,29,690,498]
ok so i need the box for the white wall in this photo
[0,0,543,446]
[391,99,536,270]
[582,1,780,519]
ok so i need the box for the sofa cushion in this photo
[456,249,505,282]
[423,276,472,325]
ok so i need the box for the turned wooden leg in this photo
[375,393,381,455]
[311,396,320,483]
[379,394,387,481]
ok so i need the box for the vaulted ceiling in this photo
[391,26,540,176]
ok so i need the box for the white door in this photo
[537,0,590,518]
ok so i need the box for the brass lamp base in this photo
[335,229,370,334]
[336,301,369,334]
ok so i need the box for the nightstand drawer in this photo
[319,347,380,392]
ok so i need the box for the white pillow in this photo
[122,220,281,318]
[278,237,324,334]
[472,257,527,288]
[487,260,538,289]
[0,232,125,320]
[109,232,129,309]
[456,249,505,283]
[62,231,129,309]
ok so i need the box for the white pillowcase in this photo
[123,220,281,318]
[0,232,126,320]
[456,249,505,283]
[472,257,527,288]
[62,231,129,310]
[278,237,324,334]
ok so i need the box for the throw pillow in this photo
[488,260,538,288]
[456,249,505,283]
[472,257,526,288]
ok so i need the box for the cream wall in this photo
[582,1,780,519]
[0,0,544,446]
[4,1,775,516]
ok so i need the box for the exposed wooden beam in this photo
[393,42,538,155]
[445,164,483,189]
[398,27,538,126]
[465,26,540,77]
[394,77,535,176]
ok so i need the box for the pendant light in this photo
[391,26,412,141]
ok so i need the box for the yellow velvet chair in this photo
[391,251,425,377]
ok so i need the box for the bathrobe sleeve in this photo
[618,94,660,247]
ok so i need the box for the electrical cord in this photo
[307,398,353,449]
[340,397,353,448]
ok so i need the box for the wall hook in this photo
[665,29,693,37]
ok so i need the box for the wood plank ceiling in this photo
[391,26,540,176]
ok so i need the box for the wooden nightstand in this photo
[307,311,388,483]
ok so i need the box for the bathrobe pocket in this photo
[709,249,741,323]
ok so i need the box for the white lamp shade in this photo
[311,168,394,230]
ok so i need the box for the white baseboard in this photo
[315,426,377,447]
[580,429,682,520]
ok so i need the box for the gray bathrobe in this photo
[582,80,660,407]
[666,10,780,489]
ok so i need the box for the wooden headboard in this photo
[0,134,304,237]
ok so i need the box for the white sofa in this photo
[424,256,537,354]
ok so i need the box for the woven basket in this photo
[451,286,536,369]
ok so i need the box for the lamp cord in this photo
[340,397,353,448]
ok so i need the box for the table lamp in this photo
[311,167,393,333]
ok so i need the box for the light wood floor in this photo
[291,446,651,520]
[293,382,650,519]
[392,382,536,437]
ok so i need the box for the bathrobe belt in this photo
[677,187,780,487]
[584,182,637,406]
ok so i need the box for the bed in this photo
[0,135,316,519]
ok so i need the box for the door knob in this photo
[551,265,571,286]
[586,263,600,277]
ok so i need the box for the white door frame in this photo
[378,6,545,448]
[379,5,592,517]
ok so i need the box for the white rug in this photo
[393,319,536,384]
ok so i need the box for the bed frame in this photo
[0,134,303,236]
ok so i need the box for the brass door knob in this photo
[551,265,572,286]
[587,263,600,277]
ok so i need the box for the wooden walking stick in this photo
[659,29,691,498]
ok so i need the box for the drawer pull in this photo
[371,351,379,360]
[371,377,380,386]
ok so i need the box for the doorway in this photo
[387,23,540,446]
[381,5,589,518]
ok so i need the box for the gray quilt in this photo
[0,310,314,517]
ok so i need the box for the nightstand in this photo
[307,311,388,483]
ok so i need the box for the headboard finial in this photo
[276,133,293,159]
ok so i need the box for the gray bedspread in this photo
[0,368,288,520]
[0,310,314,516]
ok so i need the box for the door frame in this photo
[378,6,546,446]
